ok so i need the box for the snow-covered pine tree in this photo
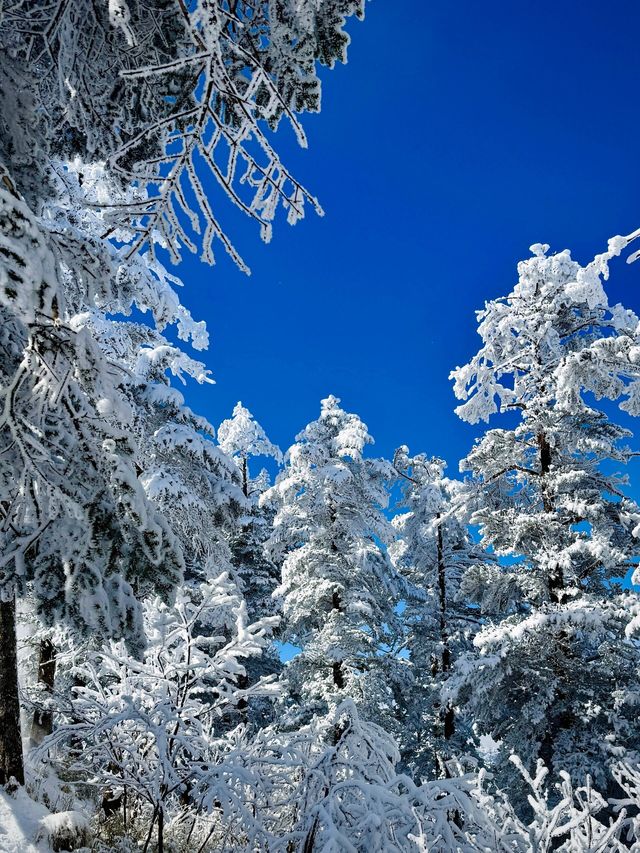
[218,402,282,618]
[449,240,640,801]
[1,0,366,270]
[391,447,484,780]
[89,317,245,586]
[218,402,283,724]
[36,162,246,587]
[263,395,403,725]
[0,180,183,785]
[218,402,283,498]
[20,160,245,749]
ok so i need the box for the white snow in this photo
[36,811,89,851]
[0,788,50,853]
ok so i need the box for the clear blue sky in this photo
[175,0,640,471]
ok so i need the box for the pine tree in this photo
[218,402,282,617]
[218,402,282,496]
[1,0,366,270]
[263,395,403,724]
[0,183,183,783]
[391,447,484,780]
[217,402,283,724]
[449,240,640,801]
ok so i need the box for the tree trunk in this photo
[538,431,552,480]
[303,815,320,853]
[537,429,570,776]
[330,590,344,689]
[157,806,164,853]
[436,516,451,676]
[538,431,564,603]
[0,595,24,785]
[436,516,454,743]
[331,661,344,690]
[242,456,248,498]
[30,638,56,746]
[237,671,249,719]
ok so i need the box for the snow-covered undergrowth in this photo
[0,787,52,853]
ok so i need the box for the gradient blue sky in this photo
[175,0,640,470]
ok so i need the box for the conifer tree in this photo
[263,395,402,724]
[218,401,283,620]
[0,183,183,784]
[391,448,484,780]
[218,401,283,723]
[22,166,245,748]
[449,240,640,800]
[218,402,283,497]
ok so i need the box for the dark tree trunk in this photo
[538,431,552,479]
[30,638,56,746]
[157,806,164,853]
[331,661,344,690]
[0,596,24,785]
[241,456,248,498]
[330,590,344,689]
[436,516,455,744]
[436,517,451,676]
[303,815,320,853]
[537,430,570,776]
[237,457,251,723]
[442,705,455,741]
[538,431,564,603]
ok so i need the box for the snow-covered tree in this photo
[218,402,283,724]
[218,402,282,494]
[248,699,519,852]
[391,448,485,780]
[17,161,246,754]
[86,315,245,585]
[449,239,640,801]
[1,0,366,271]
[218,401,282,618]
[0,182,183,785]
[263,395,403,724]
[503,757,627,852]
[45,573,278,852]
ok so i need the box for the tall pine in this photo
[449,241,640,801]
[263,395,403,725]
[218,402,283,724]
[391,448,484,779]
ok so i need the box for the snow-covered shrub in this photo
[41,575,278,852]
[36,810,90,852]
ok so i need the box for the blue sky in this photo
[176,0,640,472]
